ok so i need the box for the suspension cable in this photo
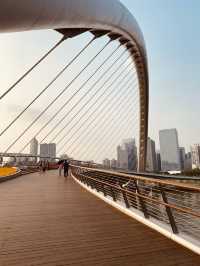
[47,55,132,144]
[0,36,66,101]
[88,113,139,162]
[68,104,138,162]
[4,38,111,153]
[39,44,124,143]
[76,89,139,160]
[19,39,121,153]
[40,46,129,144]
[19,50,132,154]
[65,82,137,157]
[58,72,136,153]
[83,115,136,162]
[56,72,135,149]
[66,83,137,160]
[0,37,95,138]
[57,67,135,151]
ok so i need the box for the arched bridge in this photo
[0,0,199,265]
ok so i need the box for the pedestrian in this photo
[58,160,63,176]
[63,160,69,178]
[42,160,46,173]
[38,160,43,173]
[46,160,49,170]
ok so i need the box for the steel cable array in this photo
[1,30,140,164]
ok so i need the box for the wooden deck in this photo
[0,171,199,266]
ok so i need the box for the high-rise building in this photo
[30,137,38,156]
[40,143,56,161]
[40,143,49,159]
[184,152,192,171]
[156,151,161,172]
[179,147,186,171]
[117,145,128,169]
[111,159,117,169]
[117,139,137,171]
[159,129,181,172]
[146,137,157,172]
[48,143,56,160]
[103,158,110,169]
[191,144,200,169]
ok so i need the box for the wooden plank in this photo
[0,171,199,266]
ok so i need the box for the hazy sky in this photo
[122,0,200,152]
[0,0,199,160]
[0,30,139,161]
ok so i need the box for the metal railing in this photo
[71,165,200,244]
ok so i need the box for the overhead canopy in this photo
[0,0,146,58]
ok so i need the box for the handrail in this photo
[71,164,200,245]
[70,164,200,192]
[77,171,200,218]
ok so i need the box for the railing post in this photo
[110,187,116,202]
[96,181,100,192]
[101,184,107,196]
[159,185,178,234]
[134,180,149,219]
[83,175,88,185]
[122,189,130,208]
[90,180,94,189]
[85,176,90,187]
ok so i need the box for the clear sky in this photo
[0,0,199,160]
[121,0,200,152]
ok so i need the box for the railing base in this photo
[72,173,200,256]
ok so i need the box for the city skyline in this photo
[104,128,197,172]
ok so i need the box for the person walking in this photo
[63,160,69,178]
[38,160,43,173]
[42,160,46,173]
[58,160,63,176]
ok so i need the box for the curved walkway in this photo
[0,171,199,266]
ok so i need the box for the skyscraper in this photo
[117,139,137,171]
[48,143,56,160]
[103,158,110,169]
[191,144,200,169]
[156,151,161,172]
[30,137,38,156]
[179,147,186,171]
[117,145,128,169]
[40,143,56,161]
[40,143,49,159]
[184,152,192,171]
[146,137,157,172]
[159,129,181,172]
[111,159,117,169]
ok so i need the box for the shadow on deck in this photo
[0,171,199,265]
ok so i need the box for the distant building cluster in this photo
[147,128,199,173]
[102,128,200,174]
[7,155,36,165]
[30,138,56,162]
[103,138,138,171]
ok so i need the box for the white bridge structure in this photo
[0,1,200,265]
[0,0,148,171]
